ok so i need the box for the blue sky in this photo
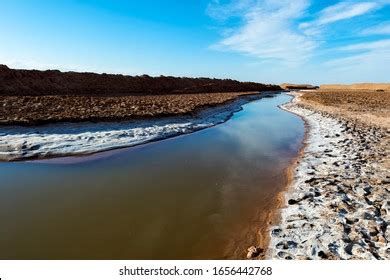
[0,0,389,84]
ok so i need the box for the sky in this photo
[0,0,389,84]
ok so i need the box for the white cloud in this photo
[316,37,390,83]
[206,0,254,20]
[325,39,390,79]
[361,22,390,35]
[325,47,390,71]
[337,39,390,51]
[299,1,380,35]
[322,50,389,83]
[209,0,316,65]
[208,0,390,82]
[317,1,378,25]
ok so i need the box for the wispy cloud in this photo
[300,1,380,35]
[208,1,384,65]
[326,45,390,69]
[208,0,390,82]
[209,0,315,65]
[316,1,378,25]
[325,38,390,78]
[361,22,390,35]
[206,0,254,20]
[337,39,390,51]
[316,35,389,83]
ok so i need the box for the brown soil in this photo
[320,83,390,91]
[0,64,281,125]
[0,64,279,96]
[0,92,262,125]
[299,89,390,129]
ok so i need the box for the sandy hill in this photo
[320,83,390,91]
[280,83,319,90]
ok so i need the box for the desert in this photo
[1,1,390,279]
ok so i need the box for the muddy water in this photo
[0,94,304,259]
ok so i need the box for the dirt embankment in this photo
[0,64,280,96]
[0,65,281,125]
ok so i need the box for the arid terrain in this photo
[0,92,262,125]
[2,63,389,260]
[0,65,280,125]
[269,87,390,260]
[300,89,390,129]
[320,83,390,91]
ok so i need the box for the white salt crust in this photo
[268,93,390,260]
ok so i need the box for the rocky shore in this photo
[268,92,390,260]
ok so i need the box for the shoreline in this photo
[0,91,269,126]
[0,93,273,162]
[236,93,306,260]
[267,91,390,259]
[249,95,308,259]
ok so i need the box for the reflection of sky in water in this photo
[212,95,304,220]
[218,95,303,160]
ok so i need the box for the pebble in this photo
[247,246,262,259]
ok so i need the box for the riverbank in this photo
[0,94,268,161]
[0,64,281,125]
[268,90,390,259]
[0,92,265,126]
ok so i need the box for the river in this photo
[0,93,304,259]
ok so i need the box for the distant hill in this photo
[320,83,390,91]
[0,64,281,96]
[280,83,319,90]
